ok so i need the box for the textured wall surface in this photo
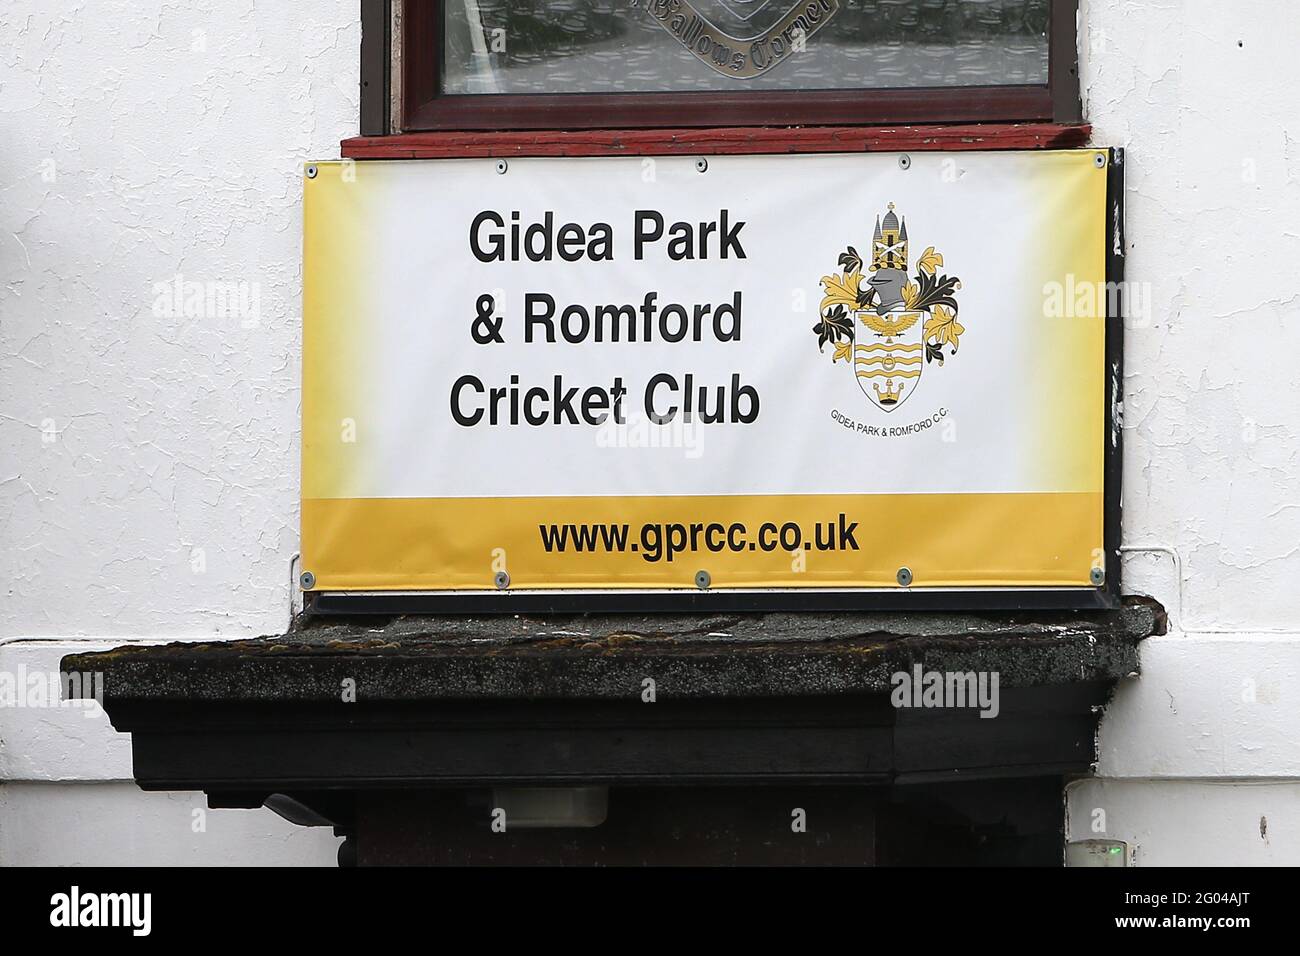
[0,0,357,864]
[0,782,340,866]
[1,0,358,639]
[1067,779,1300,866]
[1084,0,1300,633]
[1070,0,1300,865]
[2,1,1298,865]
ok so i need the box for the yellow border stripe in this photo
[302,492,1102,591]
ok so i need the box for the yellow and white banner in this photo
[302,150,1108,592]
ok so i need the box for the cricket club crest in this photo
[637,0,842,79]
[813,204,965,413]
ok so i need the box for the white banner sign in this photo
[302,150,1110,594]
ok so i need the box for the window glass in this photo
[442,0,1051,95]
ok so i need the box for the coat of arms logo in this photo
[813,204,965,413]
[637,0,842,79]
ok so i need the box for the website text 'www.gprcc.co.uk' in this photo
[539,514,860,563]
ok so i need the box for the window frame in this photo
[363,0,1081,135]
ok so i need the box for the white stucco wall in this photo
[1070,0,1300,865]
[1,0,358,639]
[2,1,1297,865]
[0,0,357,864]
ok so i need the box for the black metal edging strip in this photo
[306,588,1116,618]
[1102,147,1126,603]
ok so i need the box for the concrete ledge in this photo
[62,600,1163,704]
[52,601,1163,804]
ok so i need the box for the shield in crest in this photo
[640,0,842,79]
[853,307,925,412]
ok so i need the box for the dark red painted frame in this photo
[341,122,1090,159]
[394,0,1081,133]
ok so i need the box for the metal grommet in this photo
[695,570,711,589]
[898,154,912,170]
[305,165,318,179]
[1094,152,1107,169]
[896,567,913,587]
[495,159,509,175]
[495,571,511,590]
[695,157,709,173]
[1090,567,1106,586]
[299,571,316,590]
